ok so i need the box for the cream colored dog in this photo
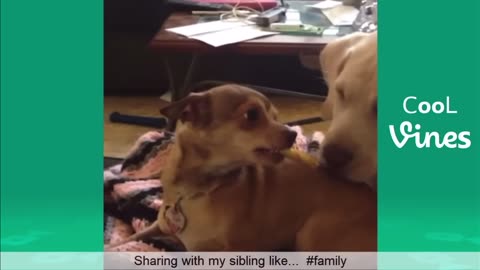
[319,32,378,189]
[106,85,377,251]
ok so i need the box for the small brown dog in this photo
[106,85,376,251]
[320,32,378,189]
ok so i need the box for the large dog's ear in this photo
[320,32,368,119]
[160,92,212,127]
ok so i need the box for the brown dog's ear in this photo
[320,32,368,119]
[160,92,212,127]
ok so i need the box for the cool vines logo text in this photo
[389,96,471,149]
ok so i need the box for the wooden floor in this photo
[104,95,330,158]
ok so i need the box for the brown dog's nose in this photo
[323,143,353,168]
[285,130,297,147]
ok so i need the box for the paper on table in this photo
[309,0,342,10]
[166,19,278,47]
[323,27,339,36]
[190,25,278,47]
[166,20,250,37]
[319,5,359,26]
[286,9,302,23]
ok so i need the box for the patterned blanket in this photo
[104,127,324,251]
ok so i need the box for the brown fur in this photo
[106,85,377,251]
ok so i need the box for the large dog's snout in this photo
[323,143,353,168]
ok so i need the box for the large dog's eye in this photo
[244,108,259,122]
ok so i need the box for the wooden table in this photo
[149,12,339,105]
[150,12,338,55]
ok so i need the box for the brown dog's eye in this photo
[372,99,377,115]
[244,108,259,122]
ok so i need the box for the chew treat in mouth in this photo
[281,148,320,168]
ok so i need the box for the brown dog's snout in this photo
[323,143,353,168]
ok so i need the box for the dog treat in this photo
[282,148,320,168]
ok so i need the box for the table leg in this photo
[164,54,200,102]
[178,54,199,100]
[164,54,200,131]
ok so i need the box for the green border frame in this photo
[378,0,480,251]
[1,0,479,255]
[1,0,103,251]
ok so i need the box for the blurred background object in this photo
[353,0,377,32]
